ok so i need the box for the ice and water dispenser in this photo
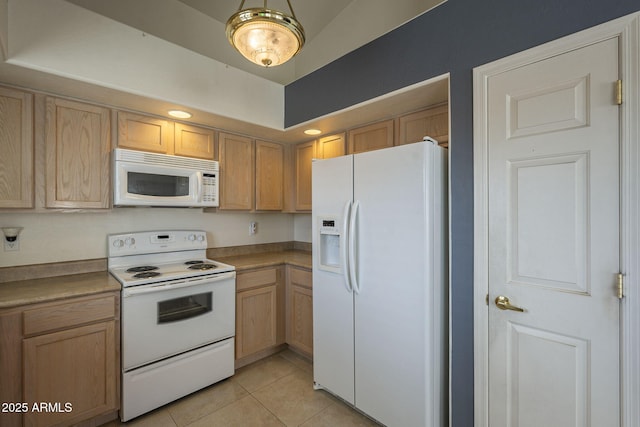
[318,217,342,273]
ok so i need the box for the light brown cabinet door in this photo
[317,133,345,159]
[23,321,117,427]
[174,122,215,159]
[0,87,33,208]
[236,285,278,359]
[45,97,111,209]
[294,141,315,211]
[117,111,174,154]
[396,104,449,147]
[235,266,286,363]
[255,140,283,210]
[347,119,394,154]
[287,266,313,356]
[218,132,255,210]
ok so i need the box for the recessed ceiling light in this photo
[304,129,322,135]
[168,110,192,119]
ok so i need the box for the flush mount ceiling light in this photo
[168,110,192,119]
[226,0,305,67]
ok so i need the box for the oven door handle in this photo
[122,271,236,297]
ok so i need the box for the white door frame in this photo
[473,12,640,427]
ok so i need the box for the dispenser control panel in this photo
[318,217,341,273]
[321,219,338,233]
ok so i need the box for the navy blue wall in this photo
[285,1,640,426]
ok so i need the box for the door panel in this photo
[312,154,355,404]
[508,154,588,293]
[487,37,620,427]
[506,324,589,427]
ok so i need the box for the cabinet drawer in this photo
[289,267,312,289]
[23,295,117,336]
[236,268,277,292]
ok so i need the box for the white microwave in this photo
[113,148,219,207]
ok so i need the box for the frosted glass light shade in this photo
[226,8,305,67]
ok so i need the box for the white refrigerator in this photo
[312,140,448,427]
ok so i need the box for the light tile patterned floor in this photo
[104,350,381,427]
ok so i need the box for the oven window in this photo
[158,292,212,323]
[128,172,190,197]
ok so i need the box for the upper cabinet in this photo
[218,132,254,210]
[397,104,449,147]
[117,112,173,154]
[348,119,394,154]
[291,133,345,213]
[174,122,215,160]
[255,140,284,211]
[0,82,448,214]
[218,133,284,212]
[45,97,111,209]
[316,133,345,159]
[294,141,315,212]
[291,105,449,212]
[0,87,34,208]
[117,112,215,160]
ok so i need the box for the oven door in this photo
[121,271,235,371]
[114,161,202,207]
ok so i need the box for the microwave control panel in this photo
[202,173,218,205]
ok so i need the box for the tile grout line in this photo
[246,359,335,427]
[179,379,252,427]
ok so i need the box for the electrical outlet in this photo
[249,221,258,235]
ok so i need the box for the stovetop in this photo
[107,230,235,287]
[109,258,235,287]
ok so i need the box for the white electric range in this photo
[108,230,236,422]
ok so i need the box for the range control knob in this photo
[197,234,205,242]
[112,239,124,248]
[125,237,136,246]
[188,234,197,241]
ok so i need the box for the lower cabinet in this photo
[234,264,314,365]
[23,322,117,427]
[286,266,313,357]
[0,292,120,427]
[235,266,286,365]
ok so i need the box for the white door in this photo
[487,38,620,426]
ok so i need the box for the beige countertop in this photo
[0,272,121,310]
[0,250,311,309]
[216,250,312,271]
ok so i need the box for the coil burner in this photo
[126,266,159,273]
[133,271,162,279]
[187,263,217,270]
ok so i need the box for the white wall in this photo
[5,0,284,129]
[0,210,294,268]
[293,214,312,243]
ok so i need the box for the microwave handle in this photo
[196,171,203,203]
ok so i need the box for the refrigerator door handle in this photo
[341,200,353,292]
[349,200,360,294]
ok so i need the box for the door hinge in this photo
[617,273,625,299]
[486,293,489,306]
[616,79,623,105]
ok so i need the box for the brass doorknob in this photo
[495,295,525,312]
